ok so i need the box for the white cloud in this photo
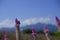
[0,19,14,28]
[39,17,50,23]
[21,18,38,26]
[21,17,51,26]
[0,17,51,28]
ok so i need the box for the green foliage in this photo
[49,32,56,36]
[55,31,60,37]
[22,29,32,34]
[37,30,44,34]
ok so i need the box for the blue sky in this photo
[0,0,60,28]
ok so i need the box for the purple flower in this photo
[32,28,37,37]
[56,16,60,22]
[15,18,20,24]
[4,33,8,40]
[55,16,60,25]
[44,25,49,34]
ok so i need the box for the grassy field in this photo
[0,31,60,40]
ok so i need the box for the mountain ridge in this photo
[0,23,58,32]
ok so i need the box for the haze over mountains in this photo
[0,22,57,32]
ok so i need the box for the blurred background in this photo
[0,0,60,40]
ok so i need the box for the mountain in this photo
[0,23,58,32]
[0,27,15,32]
[21,23,58,32]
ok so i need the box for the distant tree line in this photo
[22,29,56,36]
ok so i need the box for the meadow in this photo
[0,31,60,40]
